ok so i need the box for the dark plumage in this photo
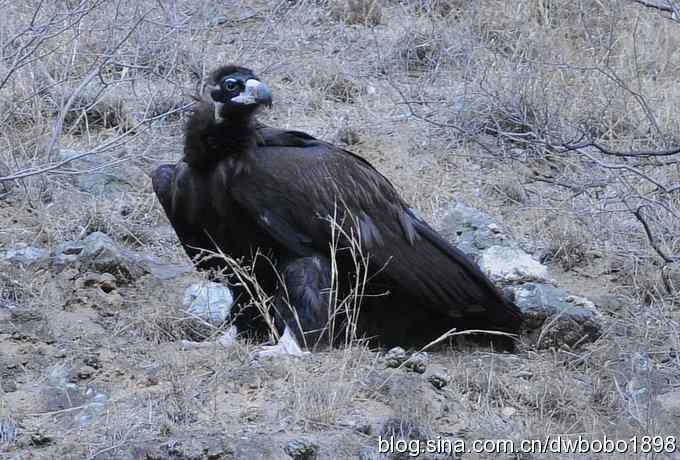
[152,65,524,351]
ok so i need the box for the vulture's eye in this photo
[222,78,240,92]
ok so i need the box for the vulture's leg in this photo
[253,255,332,359]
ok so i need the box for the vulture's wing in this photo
[152,163,224,271]
[230,128,523,331]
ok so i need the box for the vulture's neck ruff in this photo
[183,65,272,170]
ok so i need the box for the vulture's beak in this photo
[231,79,273,108]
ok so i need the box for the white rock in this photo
[480,246,551,283]
[183,281,233,324]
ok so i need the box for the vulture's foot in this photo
[251,328,310,359]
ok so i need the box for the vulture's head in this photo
[205,65,272,122]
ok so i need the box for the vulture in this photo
[152,65,523,355]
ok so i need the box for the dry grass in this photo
[284,347,368,428]
[329,0,383,26]
[1,0,679,458]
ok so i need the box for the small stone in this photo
[75,272,117,293]
[98,273,117,293]
[284,437,319,460]
[144,367,160,387]
[426,366,449,389]
[405,352,429,374]
[53,349,67,359]
[501,406,517,417]
[355,423,372,435]
[514,370,533,380]
[383,347,408,368]
[77,366,96,380]
[83,356,100,369]
[30,431,52,446]
[1,380,17,392]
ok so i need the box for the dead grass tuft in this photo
[61,88,133,134]
[284,347,369,428]
[543,215,594,271]
[482,176,529,205]
[310,71,365,104]
[411,0,466,18]
[329,0,383,26]
[123,295,231,345]
[391,30,451,73]
[382,374,436,440]
[0,264,39,310]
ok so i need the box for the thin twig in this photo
[633,206,676,263]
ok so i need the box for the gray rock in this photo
[405,351,429,374]
[437,202,504,261]
[233,435,279,459]
[134,254,193,280]
[441,202,494,232]
[439,201,550,262]
[183,281,234,324]
[437,201,603,348]
[426,366,449,389]
[53,231,130,274]
[511,283,602,348]
[1,379,17,393]
[384,347,408,368]
[51,232,191,281]
[58,149,147,197]
[43,366,108,428]
[285,437,319,460]
[0,245,50,266]
[158,433,235,460]
[479,245,551,283]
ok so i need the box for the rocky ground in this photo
[1,1,680,459]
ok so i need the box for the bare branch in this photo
[44,8,152,161]
[0,102,193,183]
[633,206,677,263]
[631,0,679,15]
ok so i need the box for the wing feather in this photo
[152,163,223,271]
[231,132,523,331]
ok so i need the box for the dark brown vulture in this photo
[152,65,523,355]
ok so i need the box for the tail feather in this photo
[389,219,524,333]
